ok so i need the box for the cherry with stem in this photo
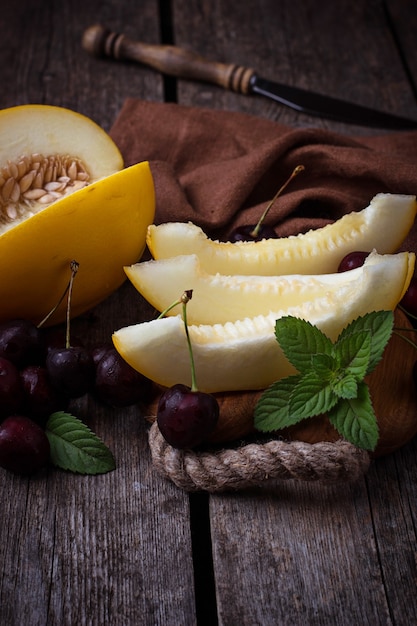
[46,261,95,399]
[230,164,305,242]
[156,291,219,449]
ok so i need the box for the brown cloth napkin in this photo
[110,98,417,251]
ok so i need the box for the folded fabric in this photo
[110,98,417,251]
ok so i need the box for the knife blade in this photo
[82,24,417,130]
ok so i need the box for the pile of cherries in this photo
[0,317,152,476]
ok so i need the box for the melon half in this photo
[0,104,155,323]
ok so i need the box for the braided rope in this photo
[148,422,371,493]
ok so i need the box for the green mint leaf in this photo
[275,316,333,374]
[254,375,302,432]
[337,310,394,375]
[331,373,358,399]
[289,371,339,419]
[333,330,371,381]
[310,353,336,379]
[46,411,116,475]
[327,382,379,451]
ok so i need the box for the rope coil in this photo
[148,422,371,493]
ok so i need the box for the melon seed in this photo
[0,153,90,226]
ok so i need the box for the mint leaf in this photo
[254,375,302,431]
[46,411,116,475]
[333,329,371,380]
[275,316,333,374]
[289,371,339,419]
[337,310,393,375]
[254,311,394,451]
[311,353,336,379]
[331,373,358,399]
[327,382,379,450]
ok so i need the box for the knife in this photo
[82,24,417,130]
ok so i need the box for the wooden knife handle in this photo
[82,24,255,94]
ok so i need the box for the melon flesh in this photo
[147,193,417,276]
[0,105,122,181]
[0,105,124,235]
[125,250,413,325]
[113,250,415,392]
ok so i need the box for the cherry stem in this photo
[156,291,199,392]
[250,164,305,238]
[37,261,79,329]
[157,298,183,319]
[65,261,79,349]
[393,328,417,351]
[181,291,199,392]
[399,303,417,321]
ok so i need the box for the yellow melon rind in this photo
[0,161,155,324]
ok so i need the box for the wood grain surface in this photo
[1,1,417,625]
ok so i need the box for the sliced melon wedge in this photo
[147,193,417,276]
[125,250,412,325]
[113,250,415,392]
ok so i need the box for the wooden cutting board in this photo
[207,309,417,457]
[148,309,417,458]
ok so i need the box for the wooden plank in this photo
[364,441,417,625]
[0,2,198,625]
[386,0,417,87]
[172,0,416,135]
[168,0,417,624]
[211,481,391,624]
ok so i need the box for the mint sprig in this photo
[46,411,116,474]
[254,310,394,451]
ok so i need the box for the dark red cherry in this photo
[46,346,95,398]
[229,223,278,242]
[0,318,44,367]
[94,347,152,407]
[400,275,417,318]
[91,342,114,367]
[0,415,50,475]
[0,357,24,419]
[337,251,370,272]
[20,365,65,426]
[157,383,219,449]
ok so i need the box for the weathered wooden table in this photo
[1,1,417,624]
